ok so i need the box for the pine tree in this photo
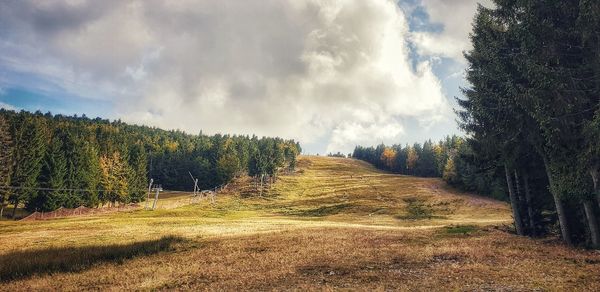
[459,4,532,237]
[283,141,299,172]
[0,110,300,206]
[393,146,408,174]
[457,0,600,244]
[11,115,47,214]
[216,152,240,185]
[442,157,458,184]
[418,141,437,177]
[508,0,598,244]
[0,115,13,218]
[216,138,241,185]
[584,111,600,209]
[579,0,600,211]
[128,143,147,203]
[406,146,418,175]
[36,131,68,211]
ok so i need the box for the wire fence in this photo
[0,180,232,221]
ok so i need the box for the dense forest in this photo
[353,136,511,200]
[354,139,453,177]
[356,0,600,248]
[354,138,461,177]
[461,0,599,247]
[0,110,300,217]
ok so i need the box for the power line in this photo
[0,185,226,194]
[0,186,116,193]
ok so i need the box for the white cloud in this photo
[410,0,493,61]
[0,0,454,153]
[327,120,405,154]
[0,102,17,111]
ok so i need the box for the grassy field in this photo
[0,156,598,291]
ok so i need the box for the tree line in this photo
[456,0,600,247]
[0,109,300,217]
[354,136,535,199]
[353,136,507,197]
[353,137,459,177]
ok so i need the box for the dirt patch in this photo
[431,252,468,264]
[297,264,353,277]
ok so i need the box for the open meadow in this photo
[0,156,599,291]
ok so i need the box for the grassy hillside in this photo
[0,156,598,290]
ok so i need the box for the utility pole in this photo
[145,179,153,210]
[193,179,198,202]
[151,184,162,210]
[189,171,199,203]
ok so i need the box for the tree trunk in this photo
[0,204,4,219]
[514,170,523,202]
[11,199,18,219]
[259,174,263,197]
[514,170,529,231]
[542,155,572,245]
[505,164,524,235]
[583,200,600,248]
[591,168,599,209]
[523,172,537,237]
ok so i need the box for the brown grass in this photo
[1,228,599,291]
[0,236,184,282]
[0,156,597,291]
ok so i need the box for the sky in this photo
[0,0,491,155]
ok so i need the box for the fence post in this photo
[152,186,162,210]
[145,179,154,210]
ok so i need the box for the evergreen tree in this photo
[406,146,418,175]
[0,115,13,218]
[0,110,300,207]
[455,0,600,245]
[417,140,437,177]
[584,110,600,209]
[442,157,458,185]
[507,0,598,244]
[12,115,47,214]
[216,150,240,185]
[36,132,68,211]
[128,143,147,203]
[393,145,408,174]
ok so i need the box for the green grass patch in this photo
[395,197,439,220]
[281,203,353,217]
[442,225,478,235]
[0,235,185,282]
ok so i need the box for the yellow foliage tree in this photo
[99,152,129,206]
[165,141,179,152]
[406,146,419,172]
[380,147,397,169]
[442,157,458,184]
[433,143,446,175]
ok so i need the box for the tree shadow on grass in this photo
[0,235,186,282]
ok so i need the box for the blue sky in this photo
[0,0,487,154]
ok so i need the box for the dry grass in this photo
[0,156,598,291]
[0,236,184,282]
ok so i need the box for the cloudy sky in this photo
[0,0,490,154]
